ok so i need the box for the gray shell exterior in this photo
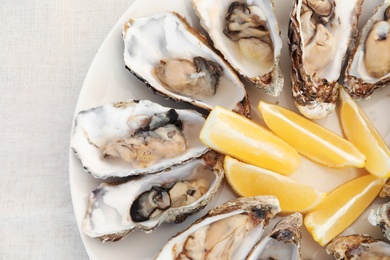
[70,100,208,178]
[246,212,303,260]
[288,0,364,119]
[368,202,390,241]
[155,196,281,259]
[326,234,390,259]
[344,0,390,100]
[191,0,284,97]
[380,179,390,197]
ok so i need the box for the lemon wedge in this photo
[224,156,326,213]
[304,174,385,246]
[258,101,366,168]
[200,106,301,175]
[339,87,390,178]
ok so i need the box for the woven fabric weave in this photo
[0,1,133,259]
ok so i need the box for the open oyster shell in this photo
[155,196,281,259]
[369,202,390,241]
[326,234,390,259]
[82,151,224,242]
[123,12,250,116]
[289,0,364,119]
[344,0,390,99]
[70,100,208,178]
[246,212,303,260]
[192,0,284,97]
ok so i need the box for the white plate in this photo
[69,0,390,259]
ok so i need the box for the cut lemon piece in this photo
[339,87,390,178]
[304,174,385,246]
[199,106,301,175]
[224,156,326,213]
[258,101,366,168]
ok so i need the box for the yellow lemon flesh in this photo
[339,87,390,178]
[304,174,385,246]
[258,101,366,168]
[200,106,301,175]
[224,156,326,213]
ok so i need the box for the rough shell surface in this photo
[192,0,284,97]
[326,234,390,259]
[82,151,224,242]
[123,12,250,116]
[368,201,390,241]
[380,179,390,197]
[288,0,364,119]
[246,212,303,260]
[154,196,281,259]
[70,100,208,178]
[344,0,390,99]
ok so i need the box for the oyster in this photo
[70,100,208,178]
[155,196,281,259]
[380,179,390,197]
[82,151,224,242]
[192,0,284,97]
[369,202,390,241]
[289,0,364,119]
[344,0,390,99]
[326,234,390,259]
[123,12,250,116]
[246,212,303,260]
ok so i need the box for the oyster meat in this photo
[154,56,223,100]
[70,100,208,178]
[326,234,390,259]
[123,12,250,116]
[344,0,390,99]
[192,0,284,97]
[155,196,281,259]
[82,151,224,242]
[289,0,364,119]
[369,202,390,241]
[246,212,303,260]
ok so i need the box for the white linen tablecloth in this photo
[0,1,133,259]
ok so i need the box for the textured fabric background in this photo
[0,1,133,259]
[1,0,390,259]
